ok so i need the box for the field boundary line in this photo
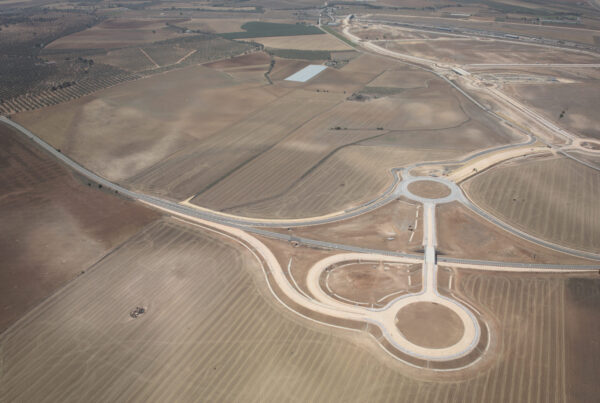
[139,47,160,69]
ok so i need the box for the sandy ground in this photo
[0,122,159,332]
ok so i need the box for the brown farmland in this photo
[0,122,158,332]
[378,39,600,65]
[190,66,520,218]
[12,48,518,217]
[45,18,187,50]
[463,155,600,253]
[2,218,597,401]
[14,65,279,184]
[436,201,596,265]
[504,80,600,139]
[193,147,458,219]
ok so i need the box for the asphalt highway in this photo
[2,116,598,268]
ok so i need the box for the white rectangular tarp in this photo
[285,65,328,82]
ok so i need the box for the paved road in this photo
[466,63,600,68]
[301,200,479,361]
[3,116,599,267]
[338,18,600,262]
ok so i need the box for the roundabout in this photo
[406,180,451,200]
[395,171,463,205]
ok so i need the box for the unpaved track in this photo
[139,47,160,68]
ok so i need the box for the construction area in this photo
[1,0,599,402]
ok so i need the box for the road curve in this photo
[2,116,599,267]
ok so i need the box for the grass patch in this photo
[267,48,330,60]
[221,22,324,39]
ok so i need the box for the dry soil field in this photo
[361,14,600,45]
[13,50,524,219]
[436,202,596,265]
[189,56,521,218]
[503,80,600,139]
[14,65,278,184]
[0,122,159,332]
[2,3,600,401]
[268,198,423,253]
[45,18,188,50]
[463,155,600,253]
[3,219,597,402]
[193,147,457,219]
[378,39,600,65]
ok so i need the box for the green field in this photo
[221,22,324,39]
[267,48,331,60]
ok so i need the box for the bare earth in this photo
[395,301,464,349]
[407,180,451,199]
[0,122,159,332]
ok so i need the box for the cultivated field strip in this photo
[130,90,343,199]
[455,272,567,403]
[195,127,390,212]
[219,147,457,218]
[465,156,600,252]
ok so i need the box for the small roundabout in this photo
[406,180,451,200]
[395,173,464,205]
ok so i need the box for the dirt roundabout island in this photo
[407,180,451,199]
[324,262,418,306]
[395,301,465,349]
[580,141,600,151]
